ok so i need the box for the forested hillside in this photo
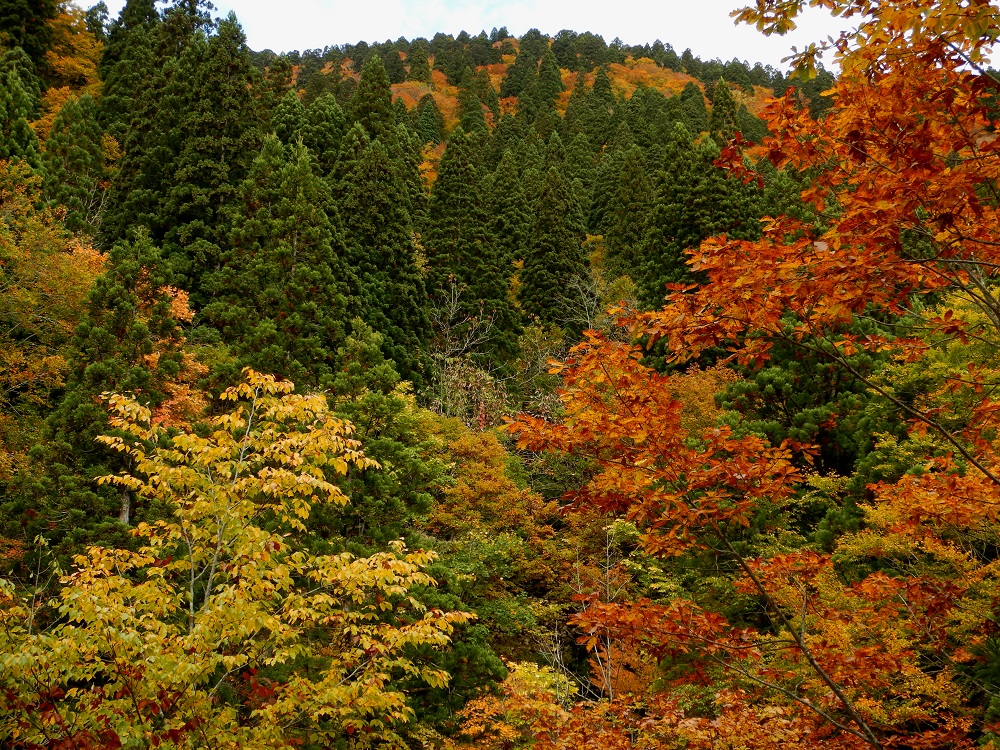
[3,0,1000,747]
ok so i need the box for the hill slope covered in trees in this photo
[5,0,1000,747]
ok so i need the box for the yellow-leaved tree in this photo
[0,369,470,749]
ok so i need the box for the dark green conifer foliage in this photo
[535,48,564,109]
[1,46,41,116]
[98,19,157,141]
[203,137,352,388]
[605,144,652,275]
[406,39,431,82]
[679,81,709,133]
[416,93,443,144]
[589,145,628,234]
[340,138,430,386]
[99,0,158,79]
[520,166,588,332]
[392,96,409,126]
[473,67,500,123]
[258,53,293,112]
[565,132,596,215]
[320,319,435,552]
[544,130,565,169]
[561,72,589,141]
[302,93,346,178]
[487,148,531,268]
[330,120,370,186]
[395,122,429,233]
[708,78,739,143]
[500,47,537,99]
[349,54,397,149]
[425,129,520,359]
[485,111,526,170]
[457,81,487,136]
[300,69,334,107]
[104,14,263,302]
[639,123,762,307]
[0,0,57,69]
[383,46,407,84]
[579,65,616,148]
[272,89,305,144]
[41,94,106,236]
[36,230,183,548]
[0,52,40,166]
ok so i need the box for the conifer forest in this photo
[6,0,1000,746]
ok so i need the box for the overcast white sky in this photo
[100,0,854,70]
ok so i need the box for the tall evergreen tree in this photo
[708,78,739,143]
[302,93,346,178]
[565,132,596,215]
[406,38,431,82]
[203,137,353,387]
[99,0,158,79]
[41,94,106,236]
[425,129,520,359]
[0,51,40,166]
[500,47,537,99]
[605,144,653,276]
[679,80,709,134]
[520,166,588,332]
[0,0,58,69]
[1,46,41,116]
[103,13,263,301]
[415,93,443,144]
[487,148,531,268]
[382,45,407,84]
[349,54,397,150]
[339,138,430,386]
[639,123,762,307]
[395,122,429,233]
[535,48,565,110]
[272,89,305,144]
[39,230,184,538]
[98,7,158,141]
[457,75,488,136]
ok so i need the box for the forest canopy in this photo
[3,0,1000,748]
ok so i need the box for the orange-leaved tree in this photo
[504,1,1000,748]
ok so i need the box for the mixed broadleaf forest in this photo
[3,0,1000,746]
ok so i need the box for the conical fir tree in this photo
[41,94,107,236]
[339,138,430,386]
[1,46,41,117]
[99,0,158,79]
[415,93,443,144]
[105,13,263,302]
[0,51,40,165]
[425,128,520,358]
[302,92,346,178]
[406,39,431,83]
[605,144,653,275]
[272,89,305,144]
[639,122,762,307]
[349,54,397,150]
[535,48,564,110]
[520,166,588,333]
[457,72,488,136]
[36,230,185,545]
[565,132,596,215]
[487,148,531,268]
[203,136,353,387]
[708,78,739,144]
[98,4,158,142]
